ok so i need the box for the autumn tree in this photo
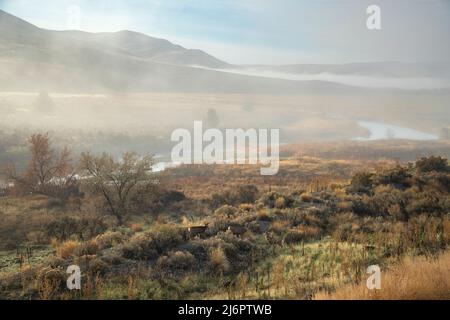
[7,133,76,198]
[79,152,155,225]
[27,134,72,184]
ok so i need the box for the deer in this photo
[188,223,209,239]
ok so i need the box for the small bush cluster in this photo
[209,185,259,209]
[121,224,183,260]
[156,251,197,272]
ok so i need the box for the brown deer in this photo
[188,223,209,239]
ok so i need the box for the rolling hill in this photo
[0,9,447,93]
[0,9,376,94]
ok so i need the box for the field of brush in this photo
[0,154,449,300]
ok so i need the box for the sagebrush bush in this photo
[56,240,82,259]
[349,171,374,194]
[300,193,314,203]
[120,224,183,260]
[259,191,294,208]
[283,225,322,244]
[332,223,354,242]
[375,166,412,188]
[239,203,254,212]
[36,267,67,299]
[214,205,238,217]
[95,231,126,250]
[46,216,107,241]
[270,220,290,234]
[156,251,197,271]
[101,251,124,265]
[121,233,158,260]
[71,254,111,277]
[234,184,259,204]
[256,209,272,221]
[416,156,448,173]
[206,216,231,236]
[150,224,184,253]
[73,240,99,257]
[47,256,66,269]
[209,184,259,209]
[209,247,230,274]
[275,197,286,209]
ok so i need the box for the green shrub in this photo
[46,216,107,241]
[88,258,110,275]
[121,233,153,260]
[348,171,374,194]
[259,191,294,208]
[208,247,230,274]
[121,224,183,260]
[209,185,259,209]
[214,205,238,217]
[95,231,127,250]
[283,230,304,244]
[375,166,412,188]
[333,223,354,241]
[156,251,197,271]
[234,185,259,204]
[161,190,186,204]
[150,224,184,253]
[416,156,448,173]
[73,240,99,257]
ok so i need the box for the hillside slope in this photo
[0,9,368,93]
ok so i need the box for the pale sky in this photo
[1,0,449,64]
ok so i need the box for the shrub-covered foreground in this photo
[0,156,449,299]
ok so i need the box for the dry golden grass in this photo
[296,225,322,239]
[55,240,82,259]
[316,251,450,300]
[166,157,367,200]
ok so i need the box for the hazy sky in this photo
[0,0,449,64]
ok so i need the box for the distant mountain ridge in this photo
[246,62,450,78]
[0,9,355,93]
[0,10,229,69]
[52,30,230,69]
[0,9,448,93]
